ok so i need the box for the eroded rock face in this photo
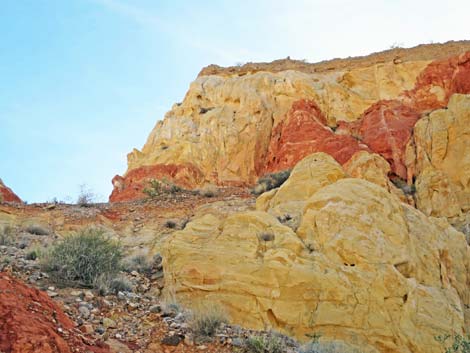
[0,272,109,353]
[110,50,442,201]
[0,178,21,203]
[111,45,470,202]
[407,94,470,218]
[264,99,369,172]
[163,153,470,353]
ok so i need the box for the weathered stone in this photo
[163,155,470,353]
[161,334,181,346]
[408,94,470,218]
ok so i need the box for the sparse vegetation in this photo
[299,340,360,353]
[277,213,301,232]
[0,225,14,246]
[390,176,416,195]
[389,42,404,49]
[252,170,291,195]
[25,246,43,260]
[242,334,287,353]
[436,334,470,353]
[190,304,227,338]
[77,184,95,206]
[164,220,177,229]
[143,178,182,199]
[259,232,275,242]
[197,184,218,198]
[41,227,123,287]
[95,274,133,295]
[122,253,153,274]
[25,224,50,236]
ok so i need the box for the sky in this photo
[1,0,469,203]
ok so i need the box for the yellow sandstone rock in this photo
[163,153,470,353]
[343,151,411,204]
[408,94,470,218]
[126,61,429,187]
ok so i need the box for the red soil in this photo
[0,272,110,353]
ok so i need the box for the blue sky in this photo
[1,0,469,203]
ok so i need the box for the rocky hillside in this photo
[106,40,470,353]
[0,178,21,203]
[110,40,470,210]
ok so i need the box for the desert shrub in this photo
[143,179,182,199]
[197,184,218,198]
[390,176,416,195]
[164,220,177,229]
[0,225,14,246]
[25,224,50,236]
[299,340,361,353]
[277,213,301,232]
[252,170,291,195]
[122,253,153,274]
[190,304,227,338]
[259,232,275,242]
[95,274,133,295]
[436,334,470,353]
[77,184,95,206]
[242,335,287,353]
[25,246,43,260]
[41,228,123,287]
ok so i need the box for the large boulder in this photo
[163,153,470,353]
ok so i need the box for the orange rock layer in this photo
[110,51,470,202]
[0,179,21,203]
[0,272,109,353]
[109,163,203,202]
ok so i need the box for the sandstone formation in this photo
[0,272,109,353]
[111,41,470,204]
[407,94,470,218]
[163,152,470,353]
[0,178,21,203]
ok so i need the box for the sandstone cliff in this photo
[110,41,470,208]
[0,178,21,203]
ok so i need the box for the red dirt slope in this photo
[0,272,109,353]
[0,179,21,203]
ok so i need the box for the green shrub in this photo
[242,335,287,353]
[41,228,123,287]
[190,304,227,338]
[299,340,360,353]
[0,225,14,246]
[252,170,291,195]
[164,220,177,229]
[95,274,133,296]
[25,249,38,260]
[25,224,50,236]
[122,253,153,274]
[197,184,218,198]
[436,334,470,353]
[143,178,182,199]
